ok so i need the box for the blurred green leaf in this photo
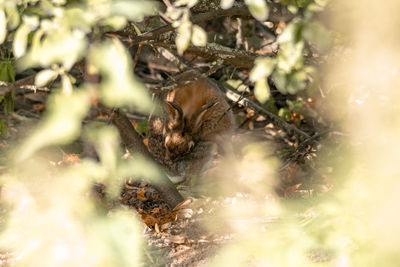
[174,0,198,8]
[0,9,6,44]
[31,28,44,51]
[110,0,158,22]
[60,8,94,33]
[262,96,279,114]
[0,119,7,136]
[287,70,307,94]
[250,57,276,82]
[35,69,58,87]
[84,123,162,198]
[191,24,207,47]
[61,74,73,94]
[221,0,235,9]
[85,125,120,175]
[176,20,192,55]
[16,87,92,161]
[102,15,127,30]
[279,107,291,121]
[254,78,270,103]
[287,99,304,110]
[89,209,143,265]
[0,61,15,82]
[277,20,304,72]
[18,29,87,70]
[0,61,15,115]
[280,0,313,8]
[303,21,332,53]
[245,0,269,21]
[3,92,14,115]
[5,5,20,31]
[272,68,288,94]
[52,0,67,5]
[13,15,39,58]
[13,23,31,58]
[167,8,183,21]
[88,39,153,111]
[225,79,250,92]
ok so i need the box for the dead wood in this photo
[108,108,184,208]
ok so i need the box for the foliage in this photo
[0,0,160,265]
[1,0,399,266]
[0,61,14,135]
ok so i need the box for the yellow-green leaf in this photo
[13,24,30,58]
[0,9,6,45]
[250,57,275,82]
[18,30,87,71]
[16,88,92,161]
[5,6,20,30]
[110,0,158,22]
[61,74,73,95]
[13,16,39,58]
[191,24,207,47]
[254,78,270,103]
[221,0,235,9]
[0,119,8,136]
[245,0,269,21]
[35,69,58,87]
[89,39,153,111]
[176,21,192,55]
[174,0,198,8]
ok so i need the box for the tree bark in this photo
[108,109,184,208]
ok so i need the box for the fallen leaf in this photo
[63,153,81,164]
[136,188,147,201]
[33,103,46,111]
[284,183,302,198]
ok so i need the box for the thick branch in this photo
[146,41,271,69]
[108,109,184,208]
[108,109,152,157]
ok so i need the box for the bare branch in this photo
[145,41,273,69]
[127,5,295,47]
[224,88,316,142]
[107,108,184,208]
[0,75,50,96]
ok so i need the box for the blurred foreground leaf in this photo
[0,61,15,115]
[303,21,332,53]
[89,39,153,111]
[0,157,144,266]
[245,0,269,21]
[176,20,192,55]
[0,9,6,44]
[0,119,7,136]
[16,87,92,161]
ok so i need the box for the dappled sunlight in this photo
[0,153,145,266]
[1,0,400,265]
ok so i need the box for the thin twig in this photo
[0,75,50,96]
[224,88,315,142]
[132,43,143,71]
[126,5,294,47]
[143,41,267,69]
